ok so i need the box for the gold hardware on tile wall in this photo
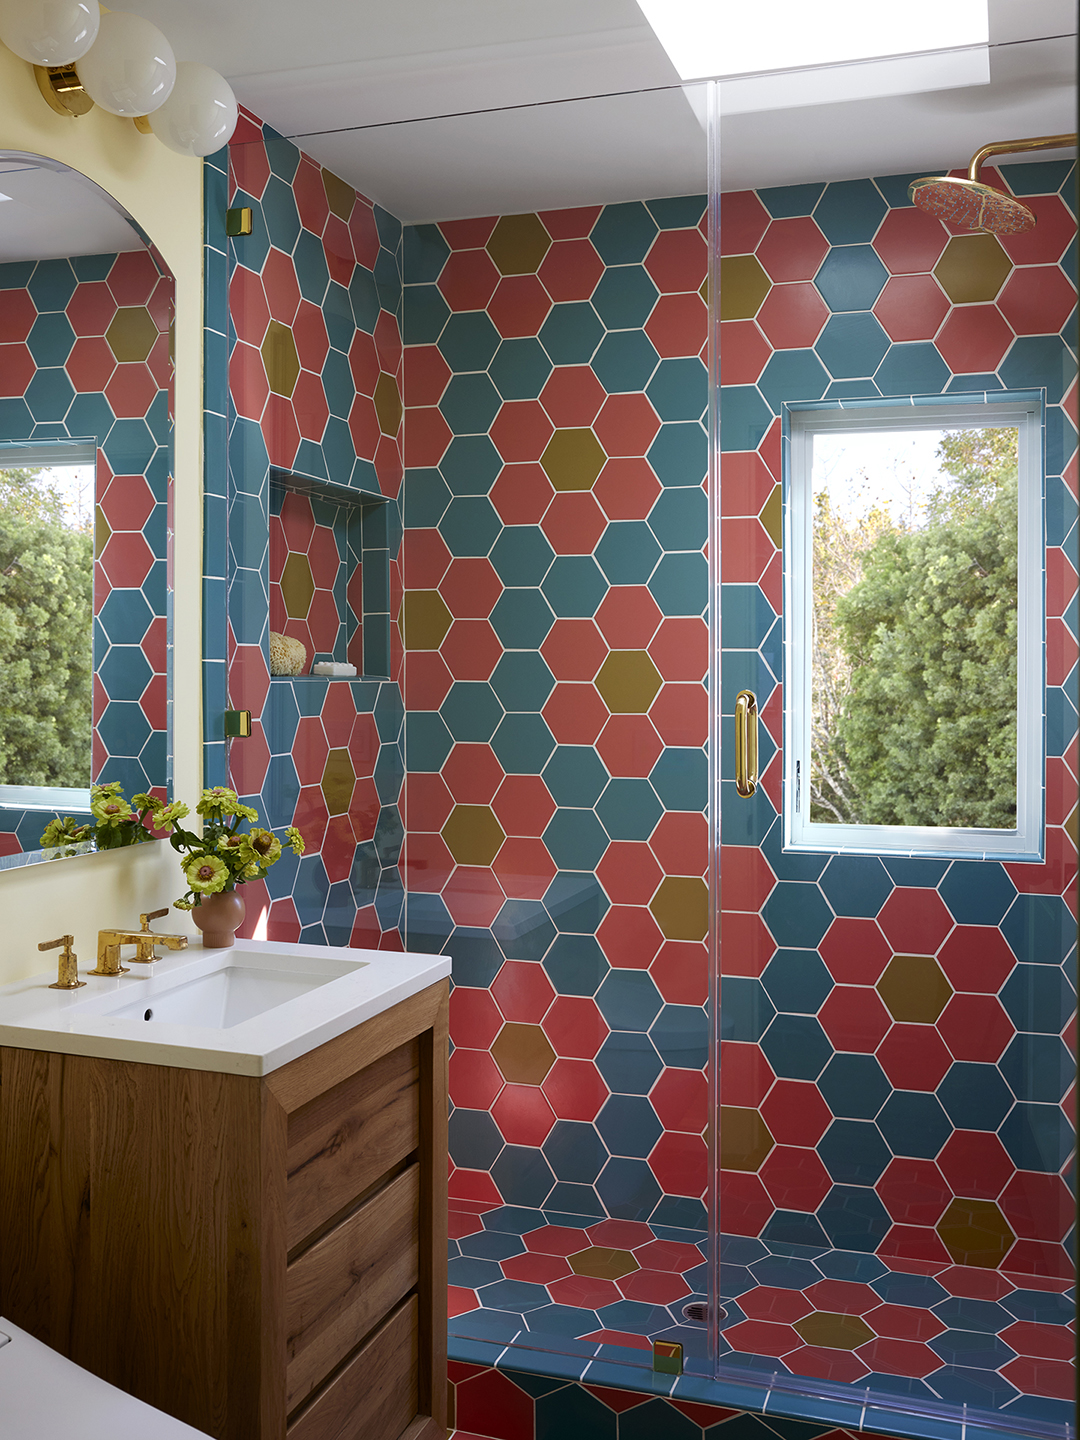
[652,1339,683,1375]
[225,709,252,738]
[226,206,253,237]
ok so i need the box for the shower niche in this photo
[269,468,392,681]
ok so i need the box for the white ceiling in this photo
[89,0,1080,221]
[0,158,145,262]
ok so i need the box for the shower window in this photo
[784,395,1043,859]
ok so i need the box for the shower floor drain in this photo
[681,1302,718,1324]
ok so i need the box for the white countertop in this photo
[0,1320,212,1439]
[0,937,451,1076]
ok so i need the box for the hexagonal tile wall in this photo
[0,250,173,836]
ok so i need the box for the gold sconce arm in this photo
[734,690,758,799]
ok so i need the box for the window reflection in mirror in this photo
[0,153,174,862]
[786,399,1042,860]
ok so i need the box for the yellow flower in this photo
[285,825,305,856]
[131,793,163,814]
[182,853,230,894]
[91,794,133,827]
[156,800,190,833]
[196,786,240,817]
[247,828,282,865]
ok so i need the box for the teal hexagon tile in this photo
[439,372,502,434]
[648,421,707,487]
[404,891,454,954]
[293,438,328,479]
[999,1102,1074,1173]
[541,555,609,617]
[322,416,356,477]
[648,195,706,227]
[813,179,888,245]
[439,310,501,371]
[761,881,834,948]
[491,651,556,711]
[1046,688,1076,756]
[491,711,557,773]
[595,520,662,585]
[544,933,609,994]
[719,386,773,452]
[721,584,777,650]
[65,392,114,441]
[875,342,951,396]
[543,807,610,870]
[592,330,660,393]
[592,266,659,330]
[98,699,151,758]
[648,485,707,551]
[27,258,77,312]
[815,312,890,380]
[490,525,555,586]
[27,311,75,367]
[591,202,659,265]
[1000,1033,1074,1104]
[350,266,381,332]
[492,897,558,961]
[871,172,937,207]
[999,336,1075,405]
[651,1004,709,1069]
[98,644,153,702]
[490,587,556,648]
[104,417,156,474]
[595,1033,663,1097]
[1001,893,1077,964]
[1045,405,1077,479]
[937,860,1016,926]
[226,566,267,645]
[24,367,74,423]
[649,551,707,616]
[596,777,663,840]
[818,1120,891,1186]
[544,745,609,807]
[402,283,449,345]
[440,495,501,556]
[440,681,504,741]
[1046,475,1078,547]
[261,175,303,253]
[403,222,450,283]
[263,132,300,183]
[999,158,1075,195]
[439,434,503,496]
[758,348,830,412]
[318,346,352,416]
[404,468,452,527]
[0,399,33,439]
[818,854,892,917]
[760,1013,832,1081]
[293,228,330,304]
[758,183,826,218]
[323,282,356,351]
[814,246,889,312]
[880,856,950,887]
[937,1061,1013,1130]
[650,747,707,811]
[1000,963,1075,1035]
[597,969,663,1031]
[374,203,401,248]
[404,710,454,770]
[646,358,708,423]
[490,337,553,400]
[0,260,34,287]
[539,302,604,365]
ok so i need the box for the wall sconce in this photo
[0,1,238,155]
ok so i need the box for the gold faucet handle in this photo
[139,908,170,931]
[40,935,85,991]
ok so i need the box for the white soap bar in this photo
[312,661,357,677]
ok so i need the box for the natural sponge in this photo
[269,631,306,676]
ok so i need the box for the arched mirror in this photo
[0,151,173,867]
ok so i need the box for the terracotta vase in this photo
[192,887,246,948]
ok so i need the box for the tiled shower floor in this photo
[449,1205,1076,1436]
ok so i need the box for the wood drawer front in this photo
[286,1163,420,1413]
[286,1038,419,1249]
[287,1292,419,1440]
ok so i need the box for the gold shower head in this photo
[909,132,1077,234]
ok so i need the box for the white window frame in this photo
[784,396,1044,861]
[0,438,97,818]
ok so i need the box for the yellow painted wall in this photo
[0,42,204,981]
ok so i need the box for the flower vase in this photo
[192,887,246,948]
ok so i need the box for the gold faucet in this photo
[41,934,85,990]
[91,909,188,976]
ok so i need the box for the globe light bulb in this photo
[77,10,176,117]
[149,61,238,156]
[0,0,99,65]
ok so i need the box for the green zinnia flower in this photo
[156,800,190,833]
[91,795,133,827]
[247,828,282,866]
[285,826,305,855]
[183,853,230,894]
[196,786,240,817]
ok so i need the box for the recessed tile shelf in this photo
[269,466,391,681]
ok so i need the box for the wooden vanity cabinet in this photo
[0,980,449,1440]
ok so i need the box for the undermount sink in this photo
[0,937,451,1075]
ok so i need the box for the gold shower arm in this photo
[968,133,1077,182]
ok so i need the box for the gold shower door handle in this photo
[735,690,758,798]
